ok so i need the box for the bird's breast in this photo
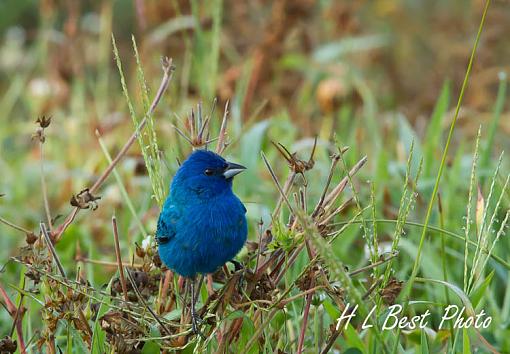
[158,193,247,276]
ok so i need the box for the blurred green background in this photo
[0,0,509,352]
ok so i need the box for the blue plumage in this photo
[156,150,248,278]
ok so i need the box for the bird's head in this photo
[170,150,246,200]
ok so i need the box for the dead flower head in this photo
[379,278,403,305]
[0,336,17,354]
[35,115,52,128]
[70,188,101,210]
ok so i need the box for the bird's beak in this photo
[223,161,246,179]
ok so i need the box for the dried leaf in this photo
[379,278,403,305]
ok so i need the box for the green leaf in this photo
[225,310,245,321]
[420,329,430,354]
[142,340,161,354]
[344,348,363,354]
[91,280,113,354]
[70,325,89,353]
[322,300,340,320]
[469,270,494,308]
[463,328,471,354]
[163,308,183,321]
[240,119,270,169]
[237,119,271,195]
[141,326,161,354]
[312,34,389,63]
[424,81,450,176]
[397,113,423,177]
[238,315,258,354]
[415,278,475,317]
[344,324,366,351]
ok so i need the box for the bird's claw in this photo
[191,311,206,339]
[229,260,246,292]
[230,259,244,272]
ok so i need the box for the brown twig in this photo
[216,100,230,154]
[172,124,194,144]
[0,283,26,354]
[77,306,93,340]
[323,156,368,207]
[126,269,172,336]
[112,216,129,302]
[40,222,66,278]
[272,172,297,221]
[317,197,353,226]
[254,219,264,273]
[349,251,399,277]
[311,151,343,218]
[9,291,24,338]
[261,152,295,216]
[0,216,32,235]
[159,270,173,313]
[53,57,174,242]
[40,141,53,231]
[273,155,367,285]
[273,244,304,285]
[75,257,144,269]
[297,277,314,354]
[270,139,318,220]
[279,286,327,306]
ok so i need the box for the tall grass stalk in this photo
[403,0,491,302]
[463,127,481,292]
[112,35,166,209]
[329,218,510,269]
[295,211,388,353]
[336,146,373,263]
[396,3,493,346]
[369,182,379,278]
[437,192,454,346]
[468,165,509,293]
[381,140,422,290]
[96,132,148,239]
[132,36,166,208]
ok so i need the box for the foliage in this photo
[0,1,509,353]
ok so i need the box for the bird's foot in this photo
[229,259,244,272]
[229,260,246,292]
[191,310,206,339]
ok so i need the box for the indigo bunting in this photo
[156,149,247,333]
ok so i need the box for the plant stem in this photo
[112,216,129,302]
[53,56,174,242]
[394,2,491,350]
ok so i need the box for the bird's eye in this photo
[204,169,214,176]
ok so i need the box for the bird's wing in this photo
[156,205,180,245]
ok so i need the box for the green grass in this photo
[0,1,509,353]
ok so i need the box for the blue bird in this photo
[156,149,247,334]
